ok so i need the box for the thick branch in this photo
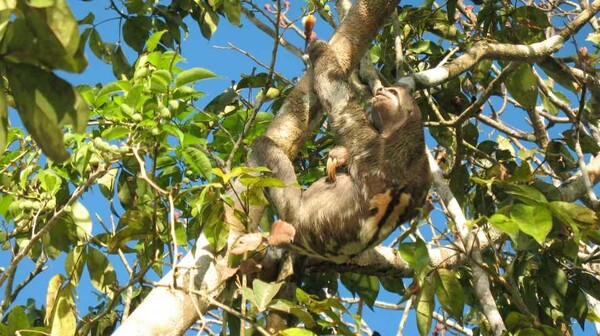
[398,0,600,89]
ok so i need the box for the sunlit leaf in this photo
[399,238,430,280]
[182,146,212,179]
[489,213,519,241]
[252,279,283,312]
[45,273,66,325]
[50,284,76,336]
[174,67,217,88]
[510,203,552,244]
[70,201,92,239]
[280,328,317,336]
[146,30,167,52]
[7,306,29,335]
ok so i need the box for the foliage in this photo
[0,0,599,335]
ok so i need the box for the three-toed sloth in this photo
[252,41,431,263]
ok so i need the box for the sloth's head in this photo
[370,85,420,134]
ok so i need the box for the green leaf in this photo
[538,257,567,308]
[505,63,537,109]
[27,0,57,8]
[496,182,547,205]
[7,306,29,335]
[513,6,550,29]
[379,276,406,295]
[150,69,172,93]
[565,284,588,328]
[87,247,117,293]
[109,210,153,252]
[573,269,600,301]
[69,201,92,239]
[175,67,217,88]
[238,176,285,188]
[14,0,86,72]
[6,63,89,163]
[489,213,519,241]
[65,245,85,286]
[447,0,457,22]
[538,58,578,93]
[510,203,552,244]
[269,300,317,329]
[340,272,380,309]
[280,328,317,336]
[196,3,218,39]
[435,269,464,319]
[203,203,229,251]
[122,16,151,53]
[251,279,283,312]
[548,201,598,233]
[408,40,441,55]
[399,238,430,280]
[515,328,544,336]
[416,278,434,336]
[78,11,95,25]
[182,146,213,179]
[88,28,113,63]
[223,0,241,26]
[97,168,118,199]
[546,141,578,173]
[0,84,8,155]
[510,162,533,183]
[51,284,76,336]
[146,30,167,52]
[102,126,131,140]
[38,169,62,195]
[112,45,132,79]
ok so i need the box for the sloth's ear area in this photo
[307,40,330,63]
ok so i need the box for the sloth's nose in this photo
[376,87,384,94]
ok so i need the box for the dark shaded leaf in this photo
[416,278,434,336]
[435,269,464,320]
[505,63,537,109]
[87,247,117,293]
[6,63,89,163]
[0,83,7,154]
[340,272,380,309]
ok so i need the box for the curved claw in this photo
[327,157,338,182]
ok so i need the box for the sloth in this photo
[251,41,431,263]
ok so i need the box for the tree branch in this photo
[397,0,600,90]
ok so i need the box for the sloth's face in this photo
[370,86,415,133]
[371,86,404,115]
